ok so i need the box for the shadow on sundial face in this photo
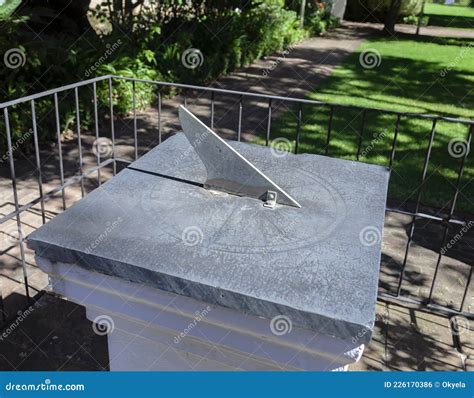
[139,162,347,256]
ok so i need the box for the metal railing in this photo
[0,75,472,325]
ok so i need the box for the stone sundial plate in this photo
[28,132,390,344]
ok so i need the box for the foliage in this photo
[345,0,424,22]
[402,14,429,25]
[0,0,338,155]
[0,0,21,20]
[424,3,474,29]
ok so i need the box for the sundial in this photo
[177,106,301,208]
[28,106,390,344]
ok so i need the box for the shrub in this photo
[345,0,424,22]
[0,0,338,156]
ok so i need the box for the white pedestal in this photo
[37,256,364,371]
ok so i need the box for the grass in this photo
[262,36,474,213]
[424,3,474,29]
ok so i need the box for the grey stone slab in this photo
[27,132,389,344]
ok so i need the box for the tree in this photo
[16,0,92,33]
[383,0,402,35]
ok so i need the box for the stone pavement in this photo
[347,21,474,39]
[0,21,472,370]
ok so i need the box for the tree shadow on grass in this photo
[427,14,474,30]
[266,50,474,214]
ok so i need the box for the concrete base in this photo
[37,256,364,371]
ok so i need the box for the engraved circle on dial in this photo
[142,163,347,254]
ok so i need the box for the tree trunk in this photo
[383,0,402,35]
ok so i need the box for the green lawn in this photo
[424,3,474,29]
[262,37,474,213]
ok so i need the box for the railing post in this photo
[92,82,101,186]
[266,99,272,146]
[325,106,334,156]
[74,87,85,197]
[53,93,67,210]
[396,118,437,297]
[4,107,30,302]
[31,99,46,223]
[108,77,116,175]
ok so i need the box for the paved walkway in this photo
[0,292,471,371]
[348,21,474,39]
[0,21,472,371]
